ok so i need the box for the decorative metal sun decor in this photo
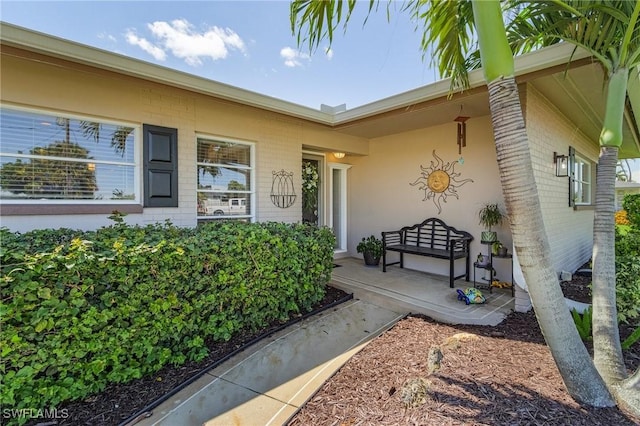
[410,150,473,214]
[270,169,296,208]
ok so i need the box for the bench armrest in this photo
[450,237,471,252]
[382,230,402,246]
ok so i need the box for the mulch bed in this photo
[288,270,640,426]
[28,269,640,426]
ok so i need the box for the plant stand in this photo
[473,241,514,296]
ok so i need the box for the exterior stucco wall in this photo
[346,86,599,312]
[346,115,513,280]
[0,48,366,232]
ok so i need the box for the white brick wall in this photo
[255,114,303,223]
[511,84,599,312]
[525,84,597,274]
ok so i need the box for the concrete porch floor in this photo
[331,257,515,326]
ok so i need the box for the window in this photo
[196,136,253,220]
[0,107,138,203]
[569,147,594,207]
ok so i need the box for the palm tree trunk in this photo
[486,75,614,407]
[473,0,612,406]
[592,67,629,385]
[612,369,640,417]
[592,146,626,384]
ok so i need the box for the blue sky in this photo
[1,0,437,110]
[2,0,639,177]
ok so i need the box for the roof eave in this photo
[0,22,334,124]
[332,43,593,124]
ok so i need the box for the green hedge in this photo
[622,193,640,227]
[615,226,640,325]
[0,220,335,420]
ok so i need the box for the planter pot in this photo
[498,247,508,257]
[481,231,497,243]
[363,252,381,266]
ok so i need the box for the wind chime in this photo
[454,113,469,155]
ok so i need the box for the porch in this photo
[330,257,515,326]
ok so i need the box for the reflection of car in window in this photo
[204,198,246,216]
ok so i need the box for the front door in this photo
[302,156,323,226]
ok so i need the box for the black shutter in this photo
[143,124,178,207]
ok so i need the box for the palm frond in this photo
[405,0,476,91]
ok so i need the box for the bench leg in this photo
[449,258,455,288]
[465,253,471,282]
[400,252,404,269]
[383,250,387,272]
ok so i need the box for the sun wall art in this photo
[410,150,473,214]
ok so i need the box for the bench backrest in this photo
[402,218,473,251]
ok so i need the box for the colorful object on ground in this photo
[457,288,486,305]
[491,280,512,288]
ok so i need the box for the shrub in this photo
[622,193,640,227]
[0,221,335,423]
[571,306,592,341]
[615,227,640,325]
[615,210,630,225]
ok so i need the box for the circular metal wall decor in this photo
[410,150,473,214]
[270,169,296,208]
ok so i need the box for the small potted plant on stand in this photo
[478,203,505,243]
[357,235,383,266]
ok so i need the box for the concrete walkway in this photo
[133,258,515,426]
[134,299,404,426]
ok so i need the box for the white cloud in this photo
[98,32,117,43]
[280,47,310,68]
[145,19,246,66]
[324,46,334,60]
[125,30,166,61]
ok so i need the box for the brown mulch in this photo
[289,272,640,426]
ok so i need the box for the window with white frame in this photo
[196,136,253,220]
[0,107,138,203]
[570,148,593,206]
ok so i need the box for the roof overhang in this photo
[1,22,639,157]
[0,22,334,124]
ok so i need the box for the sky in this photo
[0,0,438,110]
[1,0,639,177]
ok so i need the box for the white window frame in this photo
[0,104,141,205]
[196,134,255,222]
[569,148,594,207]
[328,162,352,253]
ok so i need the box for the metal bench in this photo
[382,218,474,288]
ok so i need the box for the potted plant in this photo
[492,241,508,257]
[357,235,383,266]
[478,203,504,243]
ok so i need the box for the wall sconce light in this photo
[454,116,469,154]
[333,152,346,159]
[87,163,96,172]
[554,152,568,177]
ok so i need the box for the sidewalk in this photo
[134,299,404,426]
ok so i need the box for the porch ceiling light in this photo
[454,116,469,154]
[333,152,346,159]
[554,152,569,177]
